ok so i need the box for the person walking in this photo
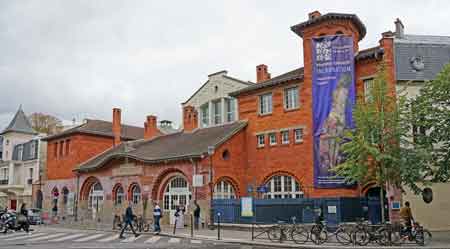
[193,201,201,230]
[153,202,162,234]
[119,202,140,239]
[18,203,30,234]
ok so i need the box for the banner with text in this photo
[312,35,355,188]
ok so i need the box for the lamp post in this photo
[207,146,214,229]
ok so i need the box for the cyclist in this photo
[399,201,414,238]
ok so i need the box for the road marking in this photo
[73,233,105,242]
[49,233,86,242]
[28,233,67,241]
[196,234,216,239]
[5,233,46,241]
[120,236,139,243]
[191,239,202,244]
[97,234,119,242]
[168,237,181,243]
[144,236,161,243]
[1,232,23,239]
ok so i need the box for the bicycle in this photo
[351,219,389,246]
[267,219,292,243]
[390,221,432,246]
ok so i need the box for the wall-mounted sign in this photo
[241,197,253,217]
[327,205,337,214]
[391,201,401,210]
[112,165,143,177]
[257,186,268,193]
[192,174,203,187]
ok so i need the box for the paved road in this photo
[0,227,255,249]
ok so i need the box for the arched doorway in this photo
[365,186,389,224]
[213,180,237,199]
[163,176,191,224]
[88,181,104,219]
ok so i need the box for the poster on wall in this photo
[241,197,254,217]
[312,35,356,188]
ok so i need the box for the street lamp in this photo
[207,146,214,229]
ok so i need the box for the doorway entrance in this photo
[163,176,191,224]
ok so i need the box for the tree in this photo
[333,64,428,223]
[409,63,450,183]
[29,113,63,135]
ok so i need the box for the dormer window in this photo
[212,100,222,125]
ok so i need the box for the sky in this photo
[1,0,449,130]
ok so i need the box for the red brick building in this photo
[48,11,402,225]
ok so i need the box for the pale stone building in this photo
[0,106,45,210]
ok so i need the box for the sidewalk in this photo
[48,221,450,248]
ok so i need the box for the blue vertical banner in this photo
[312,35,355,188]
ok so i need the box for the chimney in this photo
[256,64,271,83]
[308,10,321,20]
[183,106,198,132]
[394,18,404,38]
[112,108,122,146]
[144,115,159,139]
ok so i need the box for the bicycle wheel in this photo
[354,228,369,246]
[310,226,327,245]
[335,228,352,246]
[375,227,390,246]
[290,226,309,244]
[267,226,282,242]
[415,229,432,246]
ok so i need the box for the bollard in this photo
[190,214,194,238]
[173,218,177,235]
[217,212,221,240]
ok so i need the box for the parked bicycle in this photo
[267,217,296,243]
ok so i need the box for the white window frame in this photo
[281,131,290,144]
[257,134,265,148]
[200,104,210,127]
[114,185,125,206]
[269,133,277,145]
[30,141,36,158]
[225,98,236,122]
[212,100,222,125]
[363,78,374,102]
[294,128,303,143]
[131,184,141,205]
[88,182,104,210]
[284,87,299,110]
[264,175,303,199]
[213,180,236,199]
[17,145,23,160]
[0,167,8,181]
[259,93,272,115]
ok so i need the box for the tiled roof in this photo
[42,119,145,141]
[75,121,247,172]
[229,67,304,96]
[0,107,37,135]
[355,46,384,61]
[394,34,450,81]
[291,13,366,41]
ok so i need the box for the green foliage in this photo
[333,64,429,194]
[409,63,450,184]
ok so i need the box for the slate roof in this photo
[291,13,366,41]
[394,34,450,81]
[42,119,145,141]
[0,107,37,135]
[75,121,247,172]
[229,67,304,96]
[355,46,384,61]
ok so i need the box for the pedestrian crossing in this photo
[0,231,203,245]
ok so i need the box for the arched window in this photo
[88,182,104,210]
[114,185,125,206]
[214,180,236,199]
[131,184,141,205]
[263,175,303,199]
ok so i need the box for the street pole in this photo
[207,146,214,229]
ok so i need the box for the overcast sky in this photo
[0,0,448,129]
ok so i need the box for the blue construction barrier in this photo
[213,197,381,225]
